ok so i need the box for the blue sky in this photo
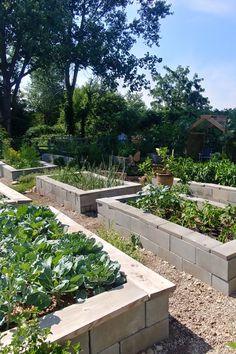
[78,0,236,110]
[143,0,236,110]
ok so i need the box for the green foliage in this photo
[13,174,36,193]
[171,157,236,186]
[227,342,236,350]
[3,145,40,169]
[151,65,210,112]
[130,185,236,242]
[61,1,171,134]
[27,66,64,126]
[0,315,80,353]
[0,204,125,329]
[53,165,123,191]
[137,157,155,183]
[97,227,143,262]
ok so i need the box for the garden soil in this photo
[19,190,236,354]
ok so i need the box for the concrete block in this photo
[115,210,132,229]
[157,247,183,271]
[146,293,169,327]
[183,259,211,285]
[139,235,160,255]
[212,275,236,296]
[98,343,120,354]
[147,225,170,249]
[120,319,169,354]
[183,231,221,252]
[170,235,196,263]
[130,218,147,236]
[211,240,236,260]
[159,222,193,239]
[70,332,89,354]
[212,188,228,203]
[196,249,236,281]
[113,223,131,238]
[228,191,236,204]
[90,303,145,354]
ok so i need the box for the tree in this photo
[0,0,67,135]
[27,66,64,126]
[59,0,171,134]
[151,65,211,116]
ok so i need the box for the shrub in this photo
[3,145,40,169]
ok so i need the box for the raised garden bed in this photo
[0,160,57,181]
[0,181,31,204]
[1,207,175,354]
[153,177,236,206]
[36,173,141,214]
[97,194,236,295]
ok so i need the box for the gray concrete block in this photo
[70,331,89,354]
[157,247,183,271]
[130,217,147,236]
[170,235,196,263]
[159,221,193,239]
[139,235,160,255]
[183,259,211,285]
[120,319,169,354]
[146,293,169,327]
[98,343,120,354]
[182,231,221,252]
[196,249,236,281]
[147,225,170,249]
[211,241,236,260]
[212,275,236,296]
[212,188,228,203]
[90,303,145,354]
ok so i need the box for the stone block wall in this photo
[97,196,236,295]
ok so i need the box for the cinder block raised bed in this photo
[36,174,141,214]
[0,160,57,181]
[2,208,175,354]
[187,181,236,205]
[153,177,236,205]
[0,181,31,204]
[97,195,236,295]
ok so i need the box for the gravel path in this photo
[24,191,236,353]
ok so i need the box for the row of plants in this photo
[53,164,124,191]
[2,143,40,169]
[129,185,236,243]
[170,156,236,187]
[0,204,125,330]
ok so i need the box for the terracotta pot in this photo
[156,173,174,187]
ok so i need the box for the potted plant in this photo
[155,147,174,186]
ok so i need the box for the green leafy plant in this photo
[53,164,123,191]
[97,227,144,262]
[170,157,236,186]
[0,314,80,353]
[0,204,126,330]
[129,185,236,242]
[3,145,40,169]
[155,147,174,175]
[137,157,154,184]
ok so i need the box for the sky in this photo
[140,0,236,110]
[79,0,236,110]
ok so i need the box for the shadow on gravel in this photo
[159,316,212,354]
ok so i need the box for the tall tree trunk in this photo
[64,86,75,135]
[1,83,12,136]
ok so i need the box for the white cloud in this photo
[200,64,236,110]
[170,0,236,16]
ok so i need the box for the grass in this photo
[12,174,36,193]
[97,226,144,262]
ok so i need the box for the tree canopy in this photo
[0,0,67,135]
